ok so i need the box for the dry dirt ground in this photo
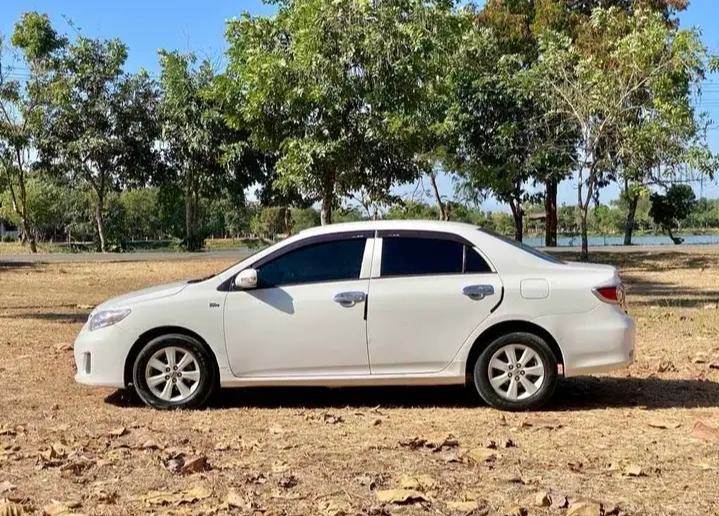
[1,248,719,516]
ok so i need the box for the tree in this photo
[251,206,292,240]
[0,12,66,252]
[450,21,575,242]
[649,183,696,244]
[160,51,265,251]
[41,36,160,252]
[474,0,583,247]
[223,0,435,225]
[535,6,713,259]
[605,2,713,245]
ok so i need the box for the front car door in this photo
[366,231,503,374]
[224,231,373,377]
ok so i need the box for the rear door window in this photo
[380,236,491,277]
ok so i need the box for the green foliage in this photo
[10,12,65,63]
[0,11,67,252]
[290,208,320,233]
[251,206,292,240]
[40,34,161,251]
[1,5,717,255]
[120,188,162,240]
[223,0,456,223]
[159,50,266,250]
[452,1,577,241]
[649,184,696,243]
[534,5,715,257]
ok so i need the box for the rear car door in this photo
[366,231,502,374]
[224,232,373,377]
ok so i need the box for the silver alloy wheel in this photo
[487,343,545,401]
[145,346,201,402]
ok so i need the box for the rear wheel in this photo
[472,332,557,411]
[132,334,216,410]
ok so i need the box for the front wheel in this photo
[132,334,216,410]
[472,332,558,411]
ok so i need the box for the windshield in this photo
[479,228,564,264]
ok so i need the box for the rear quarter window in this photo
[479,229,564,264]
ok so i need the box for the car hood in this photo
[94,281,189,311]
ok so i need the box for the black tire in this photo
[472,332,558,411]
[132,333,217,410]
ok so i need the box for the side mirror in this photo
[234,268,258,290]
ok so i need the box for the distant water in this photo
[523,234,719,247]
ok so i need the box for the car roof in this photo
[298,219,480,236]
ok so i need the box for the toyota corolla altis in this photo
[74,220,635,411]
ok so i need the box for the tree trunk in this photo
[428,173,448,221]
[509,202,523,242]
[579,205,589,261]
[320,194,332,225]
[185,190,193,250]
[623,191,639,246]
[320,174,334,225]
[19,215,37,253]
[544,177,558,247]
[8,175,37,253]
[184,185,202,252]
[667,227,683,245]
[94,198,106,253]
[95,192,107,253]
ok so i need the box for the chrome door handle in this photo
[462,284,494,300]
[333,291,366,307]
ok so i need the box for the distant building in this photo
[527,212,547,222]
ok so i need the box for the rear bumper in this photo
[73,325,132,388]
[537,306,635,377]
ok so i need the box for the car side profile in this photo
[73,220,635,411]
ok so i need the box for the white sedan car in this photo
[74,220,635,411]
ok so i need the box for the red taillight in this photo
[594,285,620,304]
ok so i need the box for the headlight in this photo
[88,308,131,331]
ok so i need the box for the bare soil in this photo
[1,248,718,515]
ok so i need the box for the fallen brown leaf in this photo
[567,499,602,516]
[140,439,161,450]
[445,500,479,512]
[143,485,212,506]
[106,427,127,438]
[0,500,24,516]
[465,447,497,464]
[179,455,211,475]
[623,464,647,477]
[42,500,81,515]
[53,343,73,353]
[521,418,562,430]
[225,489,250,509]
[376,489,428,504]
[690,420,719,442]
[647,420,681,430]
[278,473,298,488]
[503,504,527,516]
[321,412,343,424]
[398,474,437,491]
[533,491,552,507]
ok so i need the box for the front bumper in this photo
[73,324,133,389]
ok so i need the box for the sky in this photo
[1,0,719,212]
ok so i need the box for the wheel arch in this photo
[124,326,220,388]
[464,320,564,381]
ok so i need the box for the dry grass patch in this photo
[1,250,718,515]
